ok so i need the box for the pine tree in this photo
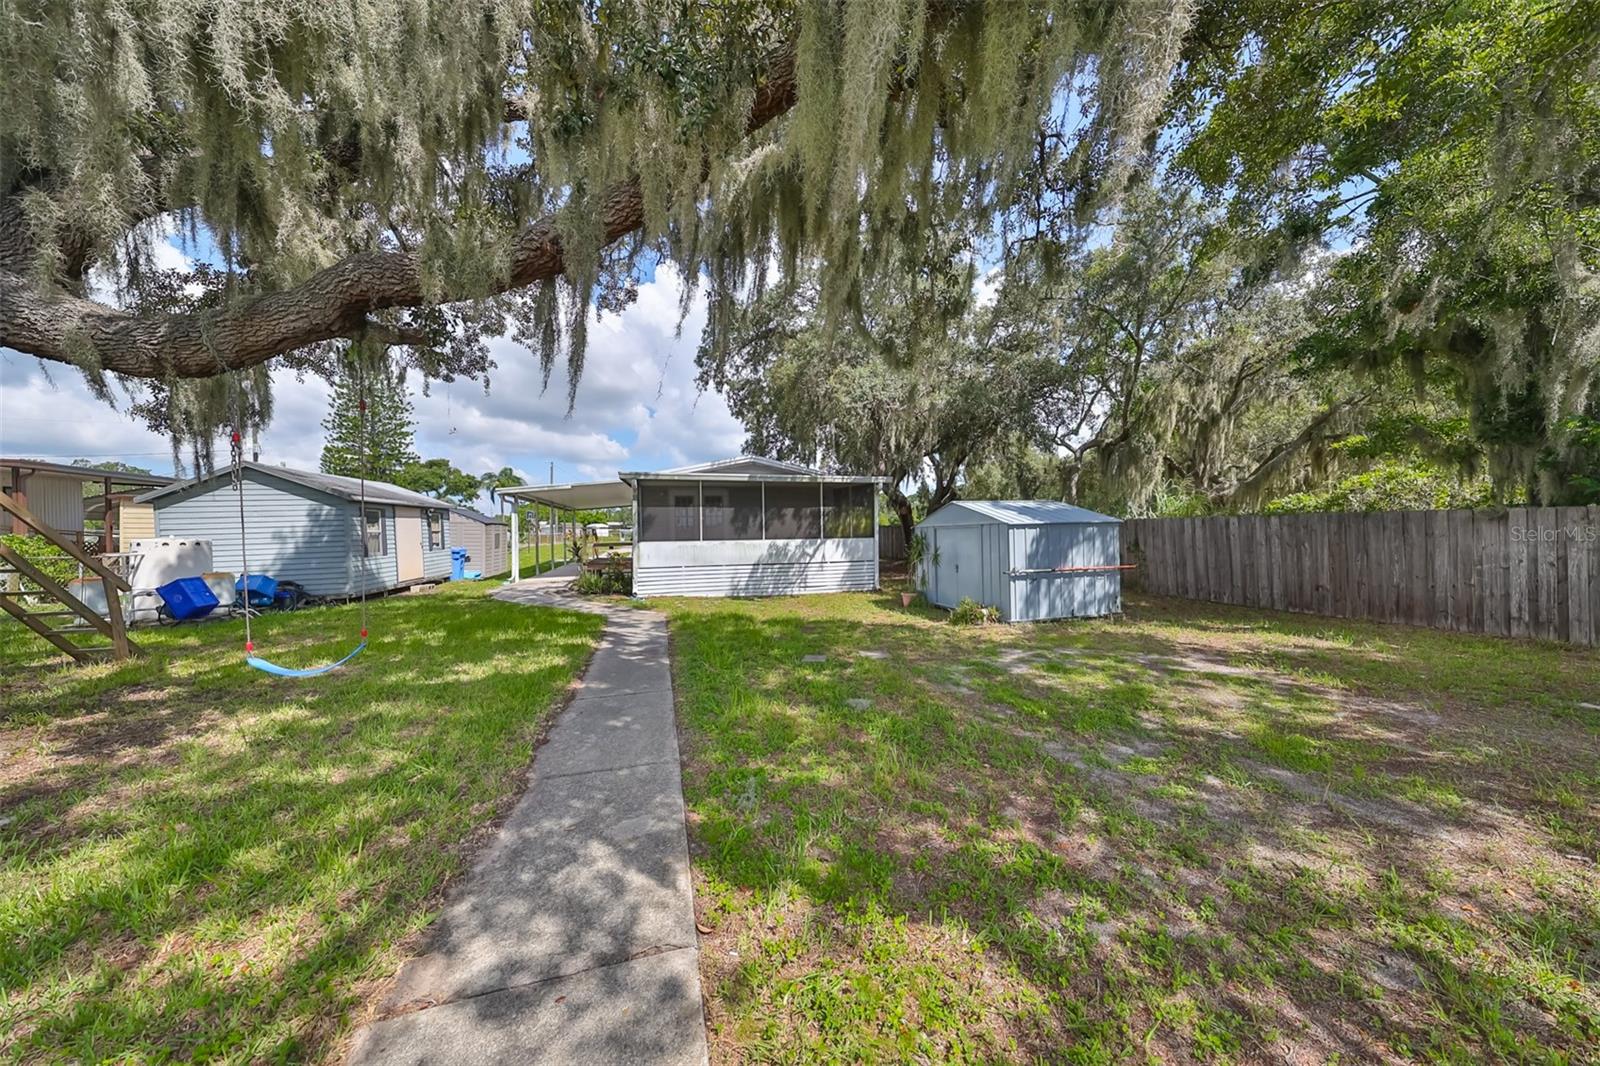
[319,370,418,482]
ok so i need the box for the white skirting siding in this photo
[633,537,878,598]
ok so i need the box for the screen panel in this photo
[764,482,820,539]
[824,483,874,539]
[638,481,702,542]
[701,483,764,540]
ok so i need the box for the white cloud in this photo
[0,355,178,467]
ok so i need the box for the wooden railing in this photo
[0,493,138,661]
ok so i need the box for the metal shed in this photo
[916,500,1123,622]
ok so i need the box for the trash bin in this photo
[236,573,279,608]
[157,577,220,621]
[450,547,468,581]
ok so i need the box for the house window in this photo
[639,482,701,541]
[364,508,387,557]
[764,482,820,539]
[427,510,445,550]
[701,484,763,540]
[823,483,874,539]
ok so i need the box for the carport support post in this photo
[509,509,520,583]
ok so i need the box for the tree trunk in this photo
[887,486,917,546]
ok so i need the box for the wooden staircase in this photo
[0,493,138,662]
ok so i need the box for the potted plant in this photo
[902,532,937,607]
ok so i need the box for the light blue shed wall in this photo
[922,522,1010,611]
[1006,522,1121,622]
[152,471,402,596]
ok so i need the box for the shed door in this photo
[395,507,424,581]
[938,526,984,606]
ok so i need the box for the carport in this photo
[496,479,634,578]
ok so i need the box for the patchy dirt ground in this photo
[663,590,1600,1063]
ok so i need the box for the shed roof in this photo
[134,462,452,509]
[449,504,508,525]
[918,500,1121,527]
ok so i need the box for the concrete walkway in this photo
[348,565,707,1065]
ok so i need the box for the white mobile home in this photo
[917,500,1123,622]
[503,456,882,598]
[134,463,454,597]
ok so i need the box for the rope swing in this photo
[232,365,369,678]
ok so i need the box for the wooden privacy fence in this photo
[878,523,907,560]
[1120,507,1600,646]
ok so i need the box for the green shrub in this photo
[573,557,632,596]
[0,533,80,592]
[948,597,1000,626]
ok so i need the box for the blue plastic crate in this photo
[157,577,220,621]
[236,573,279,608]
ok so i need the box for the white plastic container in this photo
[202,571,237,608]
[128,538,214,588]
[67,576,108,617]
[127,538,215,622]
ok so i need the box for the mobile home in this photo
[134,463,453,597]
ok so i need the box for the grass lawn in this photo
[0,580,602,1063]
[661,586,1600,1063]
[490,549,575,581]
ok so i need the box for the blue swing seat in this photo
[246,641,367,678]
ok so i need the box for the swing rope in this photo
[233,364,368,677]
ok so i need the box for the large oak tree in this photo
[2,0,1193,453]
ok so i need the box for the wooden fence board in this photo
[1566,507,1591,646]
[1535,508,1559,640]
[1121,507,1597,646]
[1508,507,1530,638]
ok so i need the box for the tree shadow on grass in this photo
[0,589,603,1063]
[668,601,1600,1063]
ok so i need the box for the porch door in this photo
[395,507,424,581]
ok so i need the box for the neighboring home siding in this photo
[418,507,452,580]
[633,538,876,598]
[356,505,399,594]
[154,470,360,597]
[1,472,85,534]
[118,503,156,549]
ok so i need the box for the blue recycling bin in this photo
[236,573,279,608]
[157,577,220,621]
[450,547,468,581]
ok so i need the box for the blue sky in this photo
[0,238,748,507]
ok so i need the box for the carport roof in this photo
[496,480,634,510]
[919,500,1121,527]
